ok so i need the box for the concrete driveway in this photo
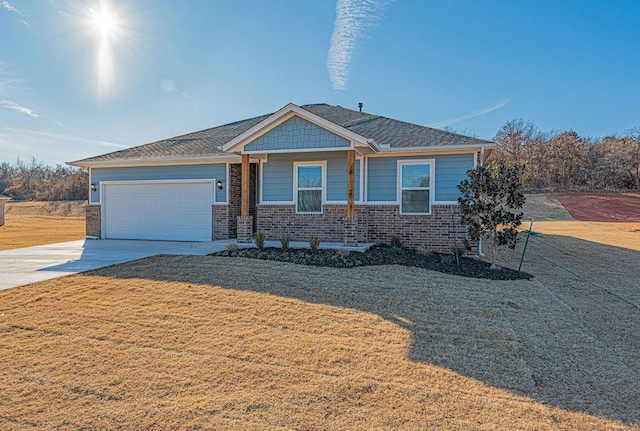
[0,239,231,291]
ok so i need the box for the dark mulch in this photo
[210,245,532,280]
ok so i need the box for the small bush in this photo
[226,243,238,251]
[309,236,320,254]
[416,244,432,256]
[389,236,403,248]
[390,246,405,256]
[451,245,466,262]
[336,248,350,258]
[254,232,266,251]
[280,234,291,251]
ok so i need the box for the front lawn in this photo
[1,237,638,429]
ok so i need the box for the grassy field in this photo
[0,195,638,429]
[0,201,86,251]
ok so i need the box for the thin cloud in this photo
[1,99,39,118]
[327,0,393,91]
[427,99,512,128]
[7,128,128,149]
[1,0,18,12]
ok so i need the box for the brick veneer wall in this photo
[366,204,473,252]
[256,203,475,253]
[212,205,230,240]
[227,162,258,236]
[257,204,368,243]
[86,205,101,237]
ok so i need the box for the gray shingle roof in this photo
[70,104,492,165]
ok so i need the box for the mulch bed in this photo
[210,245,532,280]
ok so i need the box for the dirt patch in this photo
[0,201,85,250]
[519,193,640,253]
[552,192,640,223]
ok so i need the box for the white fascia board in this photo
[222,103,371,153]
[367,144,493,157]
[243,146,353,155]
[67,155,240,168]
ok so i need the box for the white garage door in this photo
[103,181,213,241]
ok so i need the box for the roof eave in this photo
[67,154,241,168]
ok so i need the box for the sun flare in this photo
[93,8,117,35]
[86,1,125,100]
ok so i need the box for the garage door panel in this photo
[104,182,213,241]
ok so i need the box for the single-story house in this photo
[0,194,10,226]
[68,103,495,251]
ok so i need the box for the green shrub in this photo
[254,232,266,251]
[309,236,320,254]
[389,236,403,248]
[416,244,432,256]
[390,246,405,256]
[280,234,291,251]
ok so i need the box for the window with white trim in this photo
[399,161,432,214]
[295,163,324,213]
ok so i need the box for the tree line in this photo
[491,119,640,190]
[0,158,88,201]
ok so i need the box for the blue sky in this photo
[1,0,639,166]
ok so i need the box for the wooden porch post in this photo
[241,153,250,217]
[347,150,355,218]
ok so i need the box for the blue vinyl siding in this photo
[245,116,350,152]
[261,152,360,202]
[90,164,227,204]
[367,153,475,202]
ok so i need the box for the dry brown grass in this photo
[1,194,638,429]
[0,201,85,251]
[1,249,639,429]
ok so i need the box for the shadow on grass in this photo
[89,233,640,426]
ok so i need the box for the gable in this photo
[243,116,350,152]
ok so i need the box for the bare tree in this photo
[493,119,538,163]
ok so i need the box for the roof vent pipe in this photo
[358,102,363,112]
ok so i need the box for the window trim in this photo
[294,161,326,214]
[397,159,434,215]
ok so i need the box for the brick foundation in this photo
[212,205,230,240]
[366,205,473,253]
[256,204,476,254]
[86,205,101,237]
[237,215,254,243]
[256,204,368,243]
[343,217,359,246]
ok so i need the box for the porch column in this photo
[343,149,358,247]
[237,153,253,243]
[347,149,355,218]
[241,153,250,216]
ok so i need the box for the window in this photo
[399,161,432,214]
[295,163,324,213]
